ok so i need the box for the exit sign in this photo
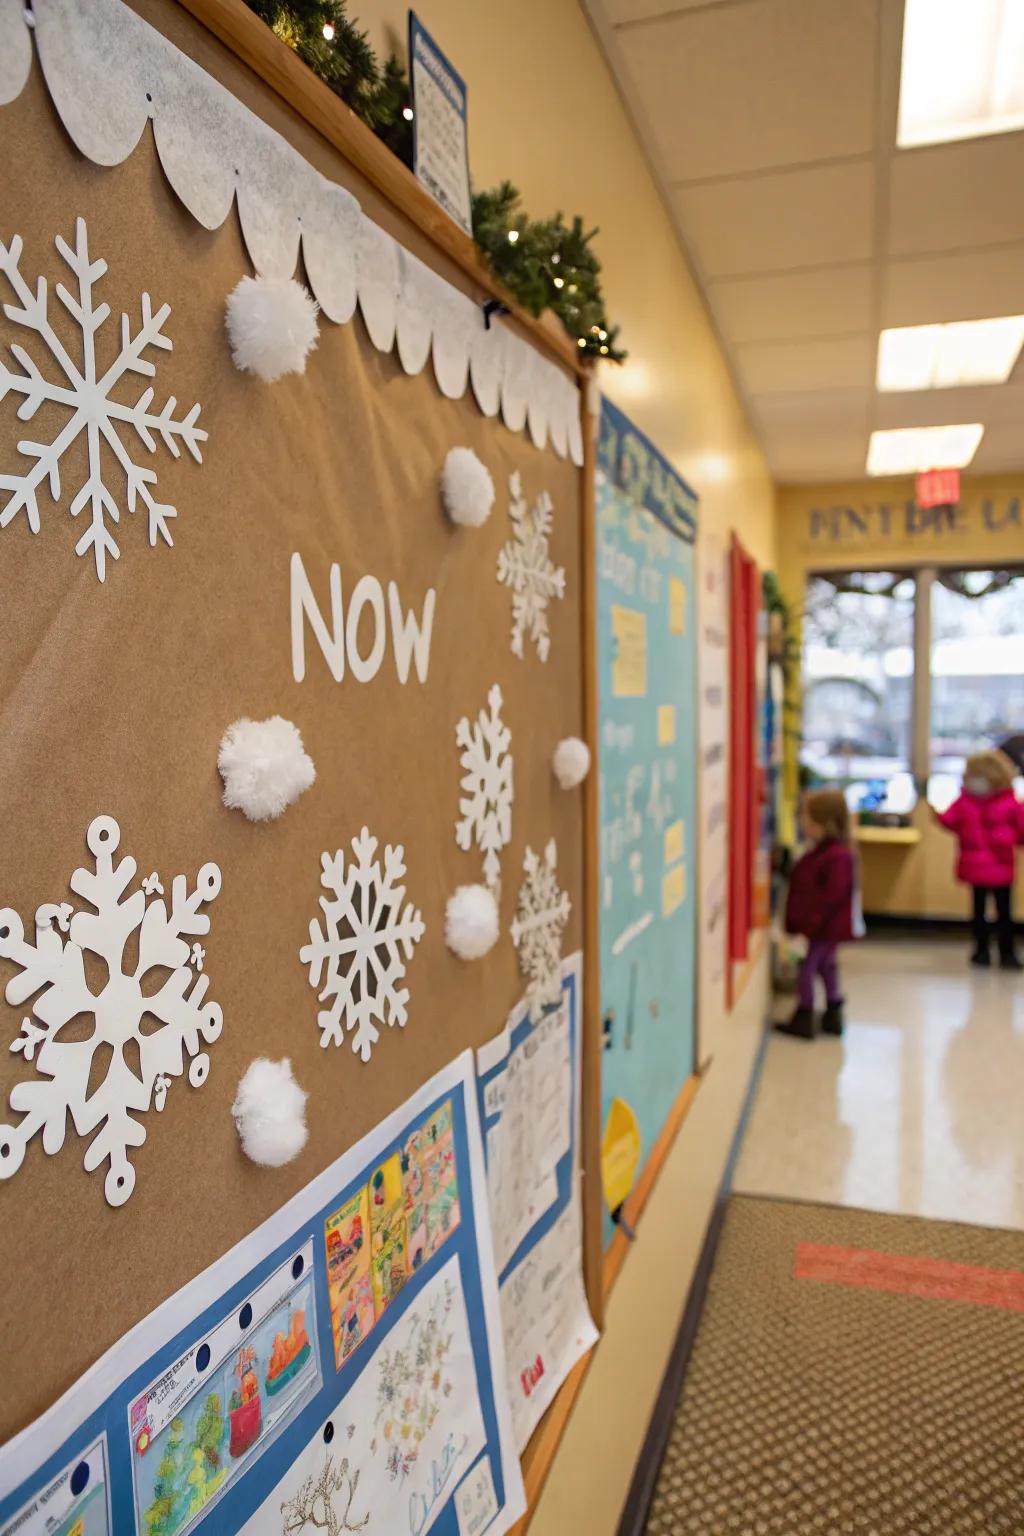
[917,468,960,508]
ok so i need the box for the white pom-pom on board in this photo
[441,447,495,527]
[552,736,591,789]
[445,883,500,960]
[219,716,316,822]
[225,274,319,382]
[232,1057,309,1167]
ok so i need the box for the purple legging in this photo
[798,940,841,1010]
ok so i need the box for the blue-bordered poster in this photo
[596,399,699,1244]
[475,952,596,1450]
[409,14,472,236]
[0,1057,524,1536]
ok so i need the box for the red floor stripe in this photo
[794,1241,1024,1314]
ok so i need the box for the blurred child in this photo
[933,749,1022,970]
[777,788,860,1041]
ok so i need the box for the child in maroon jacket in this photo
[776,788,860,1041]
[933,749,1022,970]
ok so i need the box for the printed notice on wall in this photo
[409,13,472,235]
[476,953,597,1451]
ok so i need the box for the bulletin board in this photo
[595,399,698,1248]
[0,0,590,1508]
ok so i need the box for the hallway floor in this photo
[735,937,1024,1232]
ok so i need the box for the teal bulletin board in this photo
[596,399,698,1245]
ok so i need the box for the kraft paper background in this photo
[0,35,583,1440]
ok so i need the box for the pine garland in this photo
[242,1,624,361]
[471,182,624,362]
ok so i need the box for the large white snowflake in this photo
[455,683,513,891]
[496,471,566,661]
[0,815,222,1207]
[510,839,571,1018]
[0,217,206,581]
[300,827,425,1062]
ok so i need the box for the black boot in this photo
[999,947,1023,972]
[969,945,991,968]
[821,1000,844,1036]
[774,1005,816,1040]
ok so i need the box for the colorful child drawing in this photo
[369,1154,408,1313]
[142,1394,227,1536]
[325,1187,376,1369]
[371,1277,455,1484]
[137,1277,316,1536]
[419,1102,461,1258]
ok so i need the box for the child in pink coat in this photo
[934,749,1023,969]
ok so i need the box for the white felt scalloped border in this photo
[1,0,583,465]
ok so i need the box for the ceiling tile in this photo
[736,335,874,394]
[971,421,1024,474]
[889,135,1024,256]
[605,0,730,20]
[709,264,873,343]
[873,380,1024,432]
[615,0,877,182]
[883,246,1024,327]
[766,437,870,482]
[673,160,875,278]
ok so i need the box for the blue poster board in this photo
[0,1059,523,1536]
[596,399,698,1244]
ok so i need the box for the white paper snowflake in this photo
[455,683,513,891]
[510,839,571,1018]
[0,217,206,581]
[0,815,222,1207]
[496,471,566,661]
[300,827,425,1062]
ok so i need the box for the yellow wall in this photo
[778,474,1024,920]
[363,4,776,1529]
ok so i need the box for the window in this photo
[929,568,1024,808]
[800,571,916,814]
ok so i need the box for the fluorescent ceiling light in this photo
[877,316,1024,391]
[866,425,984,476]
[898,0,1024,147]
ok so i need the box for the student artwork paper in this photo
[0,1055,525,1536]
[476,954,597,1451]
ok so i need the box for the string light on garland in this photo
[471,181,625,361]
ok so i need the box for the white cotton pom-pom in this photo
[219,716,316,822]
[441,447,495,527]
[553,736,591,789]
[445,884,500,960]
[232,1057,308,1167]
[225,274,319,382]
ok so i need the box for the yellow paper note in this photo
[657,704,676,745]
[662,861,686,916]
[611,605,647,697]
[601,1096,641,1213]
[669,576,686,635]
[664,819,685,866]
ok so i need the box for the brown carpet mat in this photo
[646,1197,1024,1535]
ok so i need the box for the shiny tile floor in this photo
[735,938,1024,1231]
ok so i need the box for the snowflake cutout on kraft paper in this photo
[0,815,222,1207]
[0,218,206,581]
[496,471,565,661]
[455,683,513,892]
[300,827,425,1063]
[510,839,571,1018]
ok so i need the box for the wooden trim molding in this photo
[174,0,584,376]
